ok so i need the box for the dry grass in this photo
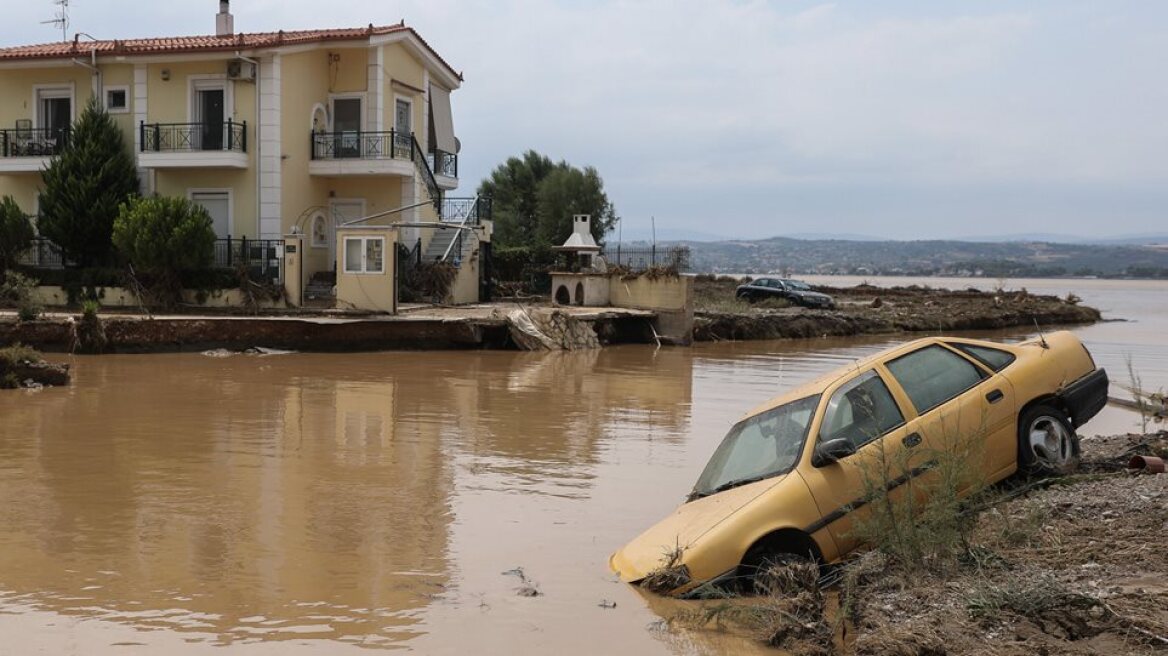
[640,544,691,595]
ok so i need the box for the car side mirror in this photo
[812,438,856,467]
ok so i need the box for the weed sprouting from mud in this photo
[670,559,833,656]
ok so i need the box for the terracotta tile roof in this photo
[0,24,460,79]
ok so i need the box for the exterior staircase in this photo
[304,271,335,307]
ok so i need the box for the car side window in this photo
[886,345,987,415]
[949,343,1016,372]
[819,370,905,451]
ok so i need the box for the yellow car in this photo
[611,331,1108,595]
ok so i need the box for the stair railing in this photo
[409,135,442,212]
[441,194,484,264]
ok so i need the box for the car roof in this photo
[738,335,991,421]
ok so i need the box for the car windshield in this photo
[691,395,821,499]
[786,280,811,291]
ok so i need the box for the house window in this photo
[344,237,384,274]
[105,86,129,113]
[310,213,328,248]
[189,190,231,239]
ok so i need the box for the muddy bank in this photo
[0,309,655,353]
[0,345,69,388]
[693,279,1102,341]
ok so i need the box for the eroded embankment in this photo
[693,282,1102,342]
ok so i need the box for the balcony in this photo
[138,121,248,169]
[308,130,417,177]
[0,127,69,173]
[427,150,459,190]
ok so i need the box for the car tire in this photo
[739,549,818,596]
[1017,404,1080,475]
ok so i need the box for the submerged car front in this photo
[610,394,826,594]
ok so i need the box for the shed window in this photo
[344,237,384,274]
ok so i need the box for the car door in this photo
[799,369,917,560]
[882,344,1018,493]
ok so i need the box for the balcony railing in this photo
[428,150,458,178]
[310,130,413,160]
[141,121,247,153]
[0,127,70,158]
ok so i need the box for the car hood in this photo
[795,291,831,300]
[609,474,786,583]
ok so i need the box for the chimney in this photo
[216,1,234,37]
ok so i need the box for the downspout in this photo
[71,36,101,100]
[236,52,262,239]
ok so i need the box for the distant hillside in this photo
[612,237,1168,278]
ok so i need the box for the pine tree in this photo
[38,97,139,266]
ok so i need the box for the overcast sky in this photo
[3,1,1166,240]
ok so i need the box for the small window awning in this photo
[429,84,457,154]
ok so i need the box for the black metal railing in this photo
[439,197,492,224]
[16,236,69,269]
[409,136,442,212]
[141,121,247,153]
[310,129,413,160]
[602,245,691,272]
[212,236,284,283]
[428,150,458,178]
[1,127,70,158]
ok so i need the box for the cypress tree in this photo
[38,97,139,266]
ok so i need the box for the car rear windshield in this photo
[691,395,821,499]
[948,343,1016,372]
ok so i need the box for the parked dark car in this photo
[736,278,836,309]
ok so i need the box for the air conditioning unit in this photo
[226,60,256,82]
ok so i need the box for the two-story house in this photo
[0,2,483,303]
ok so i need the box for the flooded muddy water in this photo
[0,277,1164,654]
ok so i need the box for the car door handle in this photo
[986,389,1004,404]
[903,433,922,448]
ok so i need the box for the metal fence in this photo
[439,197,492,224]
[212,237,284,283]
[15,237,68,269]
[428,150,458,177]
[602,245,691,272]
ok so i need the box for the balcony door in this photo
[331,97,363,158]
[394,98,412,158]
[35,87,72,146]
[193,82,226,151]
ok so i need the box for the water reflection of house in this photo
[0,356,455,648]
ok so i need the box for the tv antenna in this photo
[41,0,70,42]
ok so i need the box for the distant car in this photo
[610,332,1108,596]
[736,278,835,309]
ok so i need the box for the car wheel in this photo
[739,549,818,596]
[1017,404,1080,475]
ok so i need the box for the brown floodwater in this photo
[0,277,1164,654]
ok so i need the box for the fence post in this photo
[241,236,248,266]
[651,244,656,267]
[227,235,233,267]
[226,118,234,152]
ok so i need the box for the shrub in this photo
[113,196,216,306]
[38,98,139,266]
[71,299,107,354]
[0,196,35,272]
[0,270,42,320]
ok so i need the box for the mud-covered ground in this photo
[842,431,1168,656]
[693,277,1103,342]
[667,431,1168,655]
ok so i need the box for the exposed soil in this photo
[693,278,1102,342]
